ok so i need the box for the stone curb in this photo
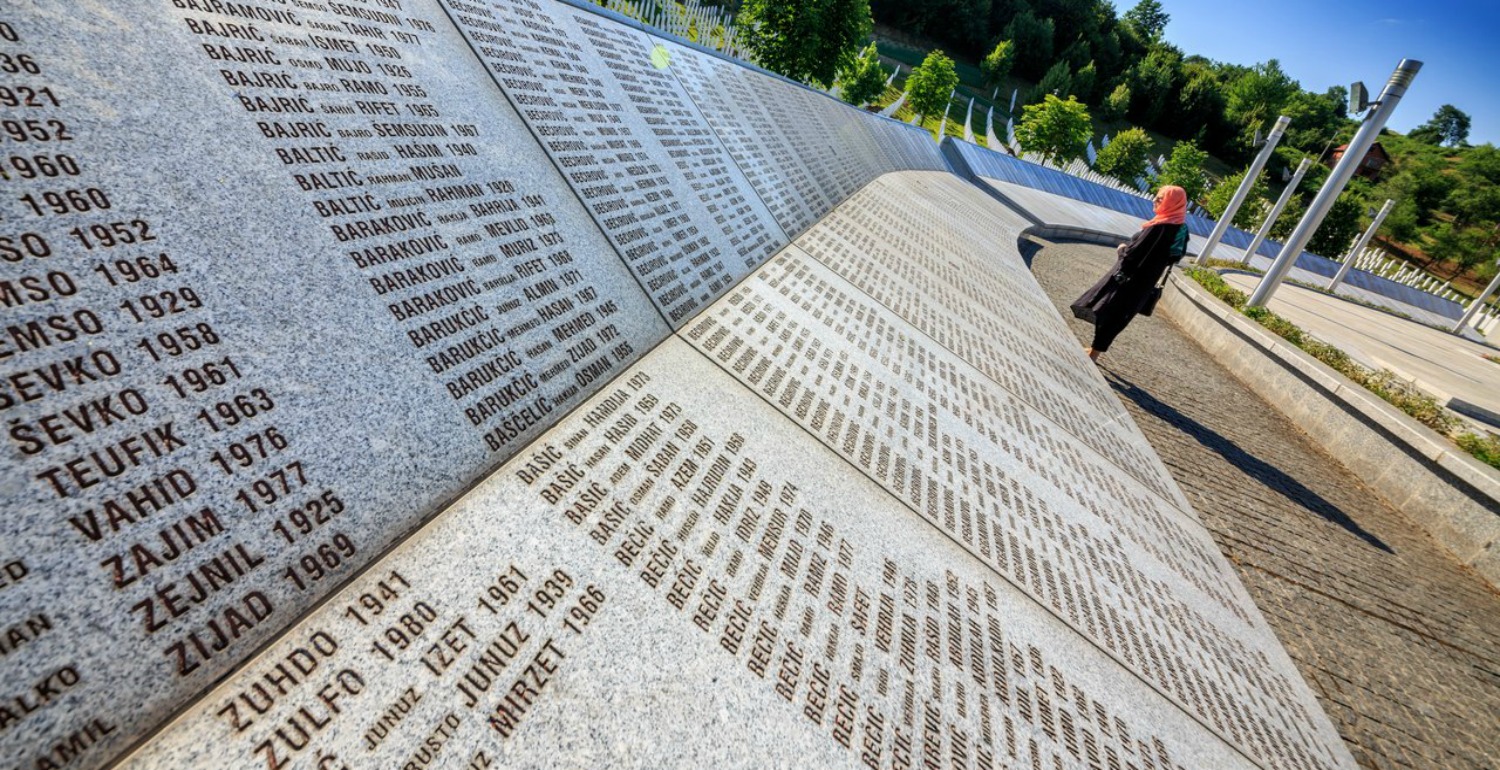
[1162,273,1500,588]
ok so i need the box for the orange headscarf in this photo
[1141,185,1187,229]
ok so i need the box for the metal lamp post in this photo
[1247,59,1421,307]
[1240,158,1312,267]
[1196,115,1290,264]
[1327,199,1395,291]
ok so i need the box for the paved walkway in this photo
[1025,237,1500,770]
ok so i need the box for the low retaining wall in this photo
[1162,274,1500,587]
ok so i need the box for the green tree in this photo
[1059,38,1092,70]
[1282,87,1350,153]
[1408,104,1472,147]
[1004,10,1054,79]
[1036,0,1099,55]
[1382,199,1422,243]
[1094,27,1127,85]
[1269,195,1306,241]
[1454,227,1492,272]
[1224,60,1298,154]
[1175,65,1231,146]
[814,0,874,82]
[1155,140,1210,203]
[987,0,1030,42]
[907,49,959,125]
[742,0,872,87]
[1102,82,1132,121]
[981,40,1014,89]
[955,0,996,54]
[1202,168,1270,229]
[838,43,889,107]
[1125,44,1182,127]
[1030,60,1073,104]
[1376,151,1456,227]
[1094,127,1153,185]
[1015,93,1093,166]
[1122,0,1169,41]
[1307,196,1363,258]
[1445,145,1500,225]
[872,0,987,54]
[1426,223,1477,270]
[1073,60,1098,103]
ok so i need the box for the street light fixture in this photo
[1247,60,1421,308]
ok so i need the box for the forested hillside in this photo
[719,0,1498,291]
[869,0,1497,290]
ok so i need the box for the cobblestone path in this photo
[1027,238,1500,770]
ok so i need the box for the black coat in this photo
[1070,222,1187,324]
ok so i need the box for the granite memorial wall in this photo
[1,1,1352,769]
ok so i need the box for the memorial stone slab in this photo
[436,0,780,326]
[125,339,1263,770]
[791,175,1185,510]
[678,173,1351,770]
[123,171,1356,768]
[1,2,671,764]
[663,46,820,238]
[659,40,947,241]
[1,1,1356,769]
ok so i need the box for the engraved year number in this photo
[281,532,357,591]
[137,322,220,362]
[163,355,243,398]
[69,219,156,250]
[343,569,412,626]
[0,85,59,108]
[194,386,275,433]
[93,253,178,285]
[20,187,109,216]
[475,564,529,614]
[120,287,202,323]
[3,118,70,141]
[271,490,347,545]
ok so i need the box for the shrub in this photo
[1155,140,1210,204]
[981,40,1013,88]
[1300,339,1355,376]
[1456,433,1500,470]
[1182,266,1246,308]
[1094,127,1153,186]
[1244,307,1304,346]
[1102,83,1131,122]
[1359,370,1461,433]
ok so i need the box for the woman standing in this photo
[1070,185,1190,361]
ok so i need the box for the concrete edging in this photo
[1162,273,1500,587]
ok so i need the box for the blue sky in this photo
[1154,0,1500,146]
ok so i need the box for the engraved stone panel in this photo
[122,171,1351,770]
[2,1,1355,768]
[792,174,1185,508]
[663,40,945,239]
[124,340,1266,770]
[664,45,819,237]
[679,174,1352,770]
[438,0,784,325]
[0,3,667,766]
